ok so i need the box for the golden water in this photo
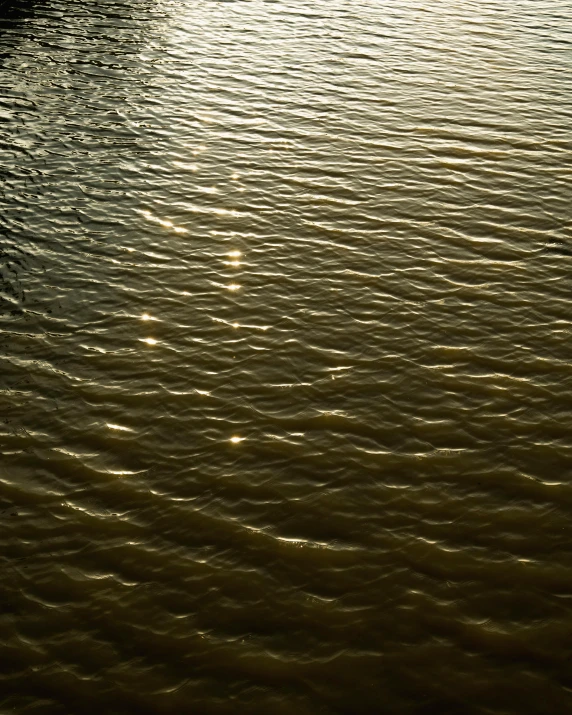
[1,0,571,712]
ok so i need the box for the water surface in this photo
[1,0,571,712]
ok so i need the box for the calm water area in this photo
[1,0,571,712]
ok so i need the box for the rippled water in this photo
[1,0,571,711]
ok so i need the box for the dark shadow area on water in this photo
[0,0,46,318]
[0,0,44,33]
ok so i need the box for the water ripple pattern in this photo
[1,0,571,712]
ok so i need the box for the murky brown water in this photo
[1,0,571,712]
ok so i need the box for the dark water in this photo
[1,0,571,712]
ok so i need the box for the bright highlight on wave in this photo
[225,251,241,266]
[212,317,269,331]
[230,436,244,444]
[140,338,158,345]
[106,423,133,432]
[137,209,188,233]
[172,161,198,171]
